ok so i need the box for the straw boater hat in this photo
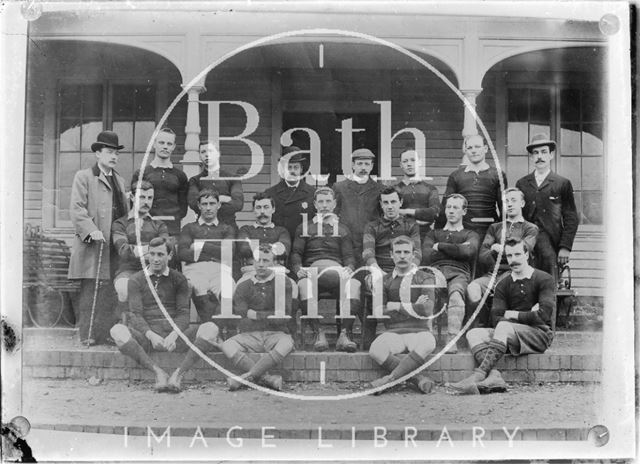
[91,130,124,152]
[526,133,556,153]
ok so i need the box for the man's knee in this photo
[196,322,219,343]
[466,327,491,347]
[413,333,436,358]
[221,338,242,358]
[449,291,465,307]
[368,335,392,365]
[114,278,129,302]
[467,281,482,304]
[110,324,131,345]
[274,334,294,356]
[493,321,516,342]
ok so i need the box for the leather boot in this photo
[408,374,435,394]
[477,369,508,394]
[118,339,168,392]
[335,328,357,352]
[446,368,485,395]
[260,374,283,391]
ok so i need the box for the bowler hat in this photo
[91,131,124,152]
[281,145,306,164]
[351,148,376,160]
[526,134,556,153]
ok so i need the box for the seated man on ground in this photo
[466,188,538,327]
[369,236,439,394]
[290,187,362,352]
[221,244,295,391]
[446,238,555,395]
[110,237,220,392]
[112,180,169,320]
[422,194,480,353]
[178,188,236,322]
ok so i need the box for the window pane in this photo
[559,156,581,190]
[116,151,134,187]
[560,124,581,155]
[80,121,104,152]
[57,188,72,222]
[58,153,81,188]
[507,122,528,155]
[530,123,550,139]
[134,121,156,152]
[135,85,156,119]
[507,89,528,122]
[560,89,580,122]
[59,87,81,118]
[82,85,103,119]
[582,157,603,190]
[59,120,81,152]
[112,121,134,152]
[113,84,135,118]
[582,191,602,224]
[582,91,603,122]
[529,89,551,123]
[582,123,603,155]
[80,153,96,170]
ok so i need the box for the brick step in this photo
[32,422,588,441]
[24,349,601,384]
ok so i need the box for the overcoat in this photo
[263,179,316,241]
[515,171,579,252]
[68,164,129,280]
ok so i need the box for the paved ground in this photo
[23,378,599,431]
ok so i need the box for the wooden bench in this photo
[23,224,80,327]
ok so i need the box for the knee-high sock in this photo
[193,295,217,322]
[249,350,285,380]
[447,303,464,335]
[118,339,157,372]
[471,342,490,366]
[340,299,361,332]
[380,353,401,373]
[176,337,217,374]
[477,340,507,375]
[389,351,424,380]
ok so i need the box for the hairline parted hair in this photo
[504,237,528,253]
[252,192,275,208]
[314,186,335,201]
[197,188,220,203]
[148,236,172,254]
[445,193,468,209]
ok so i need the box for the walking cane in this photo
[86,240,104,347]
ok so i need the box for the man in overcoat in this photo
[263,146,316,244]
[68,130,129,344]
[515,134,579,282]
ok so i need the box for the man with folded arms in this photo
[435,134,506,241]
[188,140,244,227]
[466,188,538,327]
[394,149,440,239]
[368,236,439,394]
[112,180,169,320]
[447,238,555,395]
[178,188,236,322]
[132,127,188,237]
[221,244,295,391]
[422,194,479,353]
[109,237,220,392]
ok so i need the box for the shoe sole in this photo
[477,384,508,394]
[336,345,357,353]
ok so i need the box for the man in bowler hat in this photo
[68,130,129,344]
[515,134,579,282]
